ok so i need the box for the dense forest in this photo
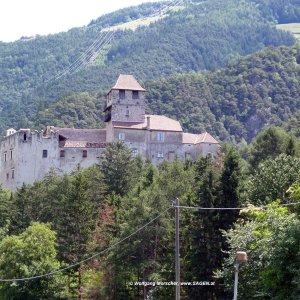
[33,44,300,142]
[0,126,299,299]
[0,0,299,133]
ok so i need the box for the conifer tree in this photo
[100,141,137,197]
[55,170,104,297]
[10,184,31,234]
[186,156,223,299]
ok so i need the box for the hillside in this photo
[0,0,298,133]
[34,44,300,142]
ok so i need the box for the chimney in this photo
[147,116,151,130]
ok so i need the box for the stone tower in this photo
[104,74,146,124]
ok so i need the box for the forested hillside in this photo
[0,0,298,133]
[34,44,300,142]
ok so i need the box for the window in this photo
[24,133,27,141]
[4,153,7,162]
[185,153,191,159]
[119,89,125,99]
[42,150,48,158]
[82,150,87,158]
[132,91,139,99]
[157,152,164,158]
[60,150,65,158]
[118,132,125,141]
[125,109,130,117]
[168,151,175,161]
[6,173,9,180]
[157,132,165,142]
[207,152,213,158]
[10,150,13,160]
[12,169,14,179]
[132,148,138,158]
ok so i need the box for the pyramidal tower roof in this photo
[111,74,146,91]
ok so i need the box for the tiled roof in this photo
[46,127,106,148]
[182,132,219,144]
[63,141,106,148]
[111,74,146,91]
[113,115,183,132]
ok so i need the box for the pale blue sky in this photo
[0,0,162,42]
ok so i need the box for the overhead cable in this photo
[173,202,300,210]
[0,206,172,282]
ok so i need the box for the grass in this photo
[276,23,300,40]
[101,6,185,32]
[101,15,164,32]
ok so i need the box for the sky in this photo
[0,0,161,42]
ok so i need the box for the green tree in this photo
[10,184,32,234]
[246,154,300,204]
[249,127,290,168]
[185,156,224,299]
[0,186,12,228]
[100,141,137,197]
[0,222,65,300]
[218,145,242,231]
[103,160,192,299]
[218,203,300,299]
[55,170,103,297]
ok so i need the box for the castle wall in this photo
[200,143,219,158]
[0,130,60,190]
[0,131,19,190]
[0,130,104,190]
[57,147,104,174]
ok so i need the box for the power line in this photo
[0,207,172,282]
[45,31,114,83]
[32,0,183,92]
[45,0,183,84]
[173,202,300,210]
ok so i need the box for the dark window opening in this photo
[43,150,48,158]
[168,151,175,161]
[12,169,14,179]
[126,109,130,117]
[6,173,9,180]
[132,91,139,99]
[185,153,191,159]
[4,153,7,162]
[60,150,65,158]
[24,133,27,141]
[10,150,13,160]
[119,89,125,100]
[83,150,87,158]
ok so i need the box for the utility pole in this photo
[175,197,180,300]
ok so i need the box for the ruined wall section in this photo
[0,130,105,190]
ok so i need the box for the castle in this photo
[0,75,219,190]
